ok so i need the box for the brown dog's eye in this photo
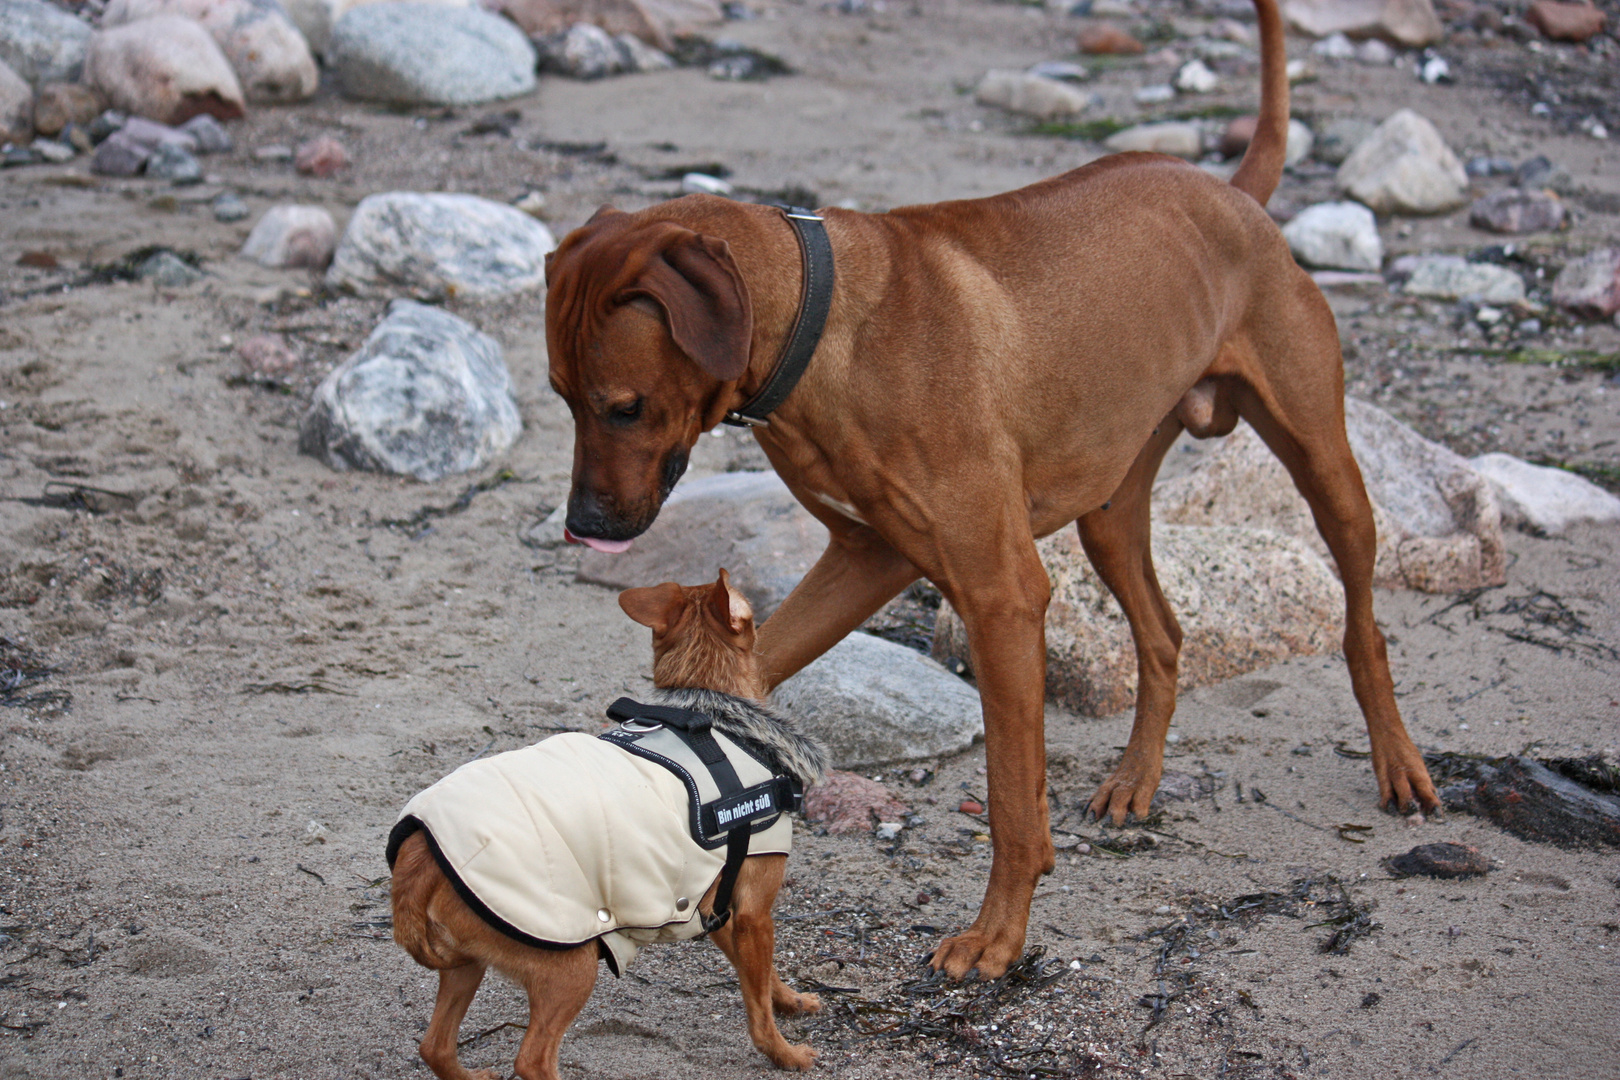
[608,398,643,425]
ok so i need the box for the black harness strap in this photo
[703,826,752,934]
[722,207,834,428]
[606,697,743,796]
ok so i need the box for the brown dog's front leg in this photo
[755,529,918,690]
[708,855,818,1071]
[930,543,1056,981]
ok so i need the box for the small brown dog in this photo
[389,571,825,1079]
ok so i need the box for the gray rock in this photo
[1402,256,1525,304]
[0,0,93,87]
[119,115,199,152]
[933,525,1344,717]
[137,250,203,287]
[1314,116,1377,166]
[1469,453,1620,536]
[975,69,1091,120]
[0,59,33,144]
[1465,155,1516,178]
[615,31,674,72]
[1513,155,1574,195]
[90,129,149,175]
[326,191,556,300]
[774,632,983,768]
[1335,108,1468,215]
[87,108,126,143]
[1155,398,1506,593]
[576,471,827,621]
[179,113,231,153]
[240,204,337,269]
[1283,0,1442,46]
[145,142,202,183]
[1104,121,1203,158]
[535,22,623,78]
[299,299,522,482]
[212,191,248,221]
[29,136,73,162]
[84,15,246,126]
[1468,188,1566,235]
[1282,200,1383,271]
[1550,247,1620,320]
[329,4,535,106]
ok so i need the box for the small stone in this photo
[1314,116,1376,166]
[59,121,90,152]
[1356,37,1395,63]
[1174,58,1219,93]
[87,109,125,144]
[1310,31,1355,58]
[253,143,292,162]
[959,799,985,815]
[240,204,338,269]
[304,819,330,844]
[519,505,568,550]
[100,0,317,105]
[512,190,547,218]
[1336,108,1468,215]
[1104,121,1202,158]
[975,69,1091,120]
[1132,83,1176,105]
[137,249,203,287]
[1465,155,1516,178]
[1513,155,1574,195]
[1549,247,1620,320]
[1076,24,1143,54]
[1416,51,1450,84]
[29,137,73,163]
[1027,60,1089,82]
[681,171,733,195]
[803,770,909,836]
[1402,256,1525,304]
[1468,188,1566,235]
[1282,201,1383,272]
[0,57,30,144]
[1,146,34,167]
[874,821,903,841]
[90,130,149,175]
[178,112,230,153]
[294,134,348,177]
[535,21,622,79]
[83,15,246,125]
[119,114,199,152]
[299,299,522,482]
[1283,0,1443,46]
[915,890,931,905]
[1525,0,1606,41]
[32,82,103,136]
[237,333,300,379]
[145,142,202,184]
[1384,842,1490,879]
[212,190,248,221]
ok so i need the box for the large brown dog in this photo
[543,0,1440,981]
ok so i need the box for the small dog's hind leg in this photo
[508,944,598,1080]
[708,855,818,1070]
[420,963,497,1080]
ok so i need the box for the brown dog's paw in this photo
[1086,766,1160,826]
[774,990,821,1016]
[769,1043,817,1071]
[1376,753,1440,817]
[929,928,1021,981]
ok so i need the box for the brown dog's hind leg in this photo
[1227,310,1438,815]
[1080,420,1188,824]
[707,855,819,1070]
[507,945,598,1080]
[420,963,499,1080]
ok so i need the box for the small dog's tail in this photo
[390,829,467,970]
[1230,0,1290,206]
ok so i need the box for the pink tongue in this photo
[564,527,633,554]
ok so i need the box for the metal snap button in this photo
[597,908,611,922]
[675,897,689,912]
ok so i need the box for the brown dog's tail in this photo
[390,829,466,970]
[1230,0,1290,206]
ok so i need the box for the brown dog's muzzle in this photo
[564,442,690,546]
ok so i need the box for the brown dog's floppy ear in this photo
[705,568,754,637]
[619,582,687,635]
[619,231,753,383]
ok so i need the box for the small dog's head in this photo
[618,569,766,700]
[546,202,753,550]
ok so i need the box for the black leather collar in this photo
[722,207,834,428]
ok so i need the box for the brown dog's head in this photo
[618,569,765,701]
[546,203,753,550]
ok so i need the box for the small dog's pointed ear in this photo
[618,231,752,383]
[619,582,687,635]
[706,568,754,636]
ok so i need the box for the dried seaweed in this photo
[371,469,519,538]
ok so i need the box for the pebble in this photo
[237,333,301,379]
[179,113,231,153]
[294,135,348,177]
[975,69,1091,120]
[1281,200,1383,272]
[29,137,74,163]
[137,249,202,287]
[1514,154,1573,194]
[1416,51,1451,84]
[874,822,903,841]
[1076,24,1144,54]
[87,109,125,143]
[681,171,733,195]
[2,145,36,167]
[959,799,984,815]
[1468,188,1566,234]
[1549,247,1620,319]
[1402,256,1526,304]
[512,190,546,218]
[1525,0,1607,41]
[90,130,149,175]
[32,82,103,137]
[1465,155,1516,178]
[1104,121,1202,158]
[329,4,537,106]
[1383,842,1490,879]
[1310,31,1355,59]
[145,142,202,184]
[1283,0,1442,47]
[212,190,248,221]
[1027,60,1089,82]
[253,144,293,162]
[240,204,338,269]
[535,22,623,79]
[1174,58,1218,93]
[1336,108,1468,215]
[1132,84,1175,105]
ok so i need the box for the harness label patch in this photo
[715,791,775,827]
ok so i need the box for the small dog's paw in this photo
[469,1070,503,1080]
[771,1043,817,1071]
[775,991,821,1016]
